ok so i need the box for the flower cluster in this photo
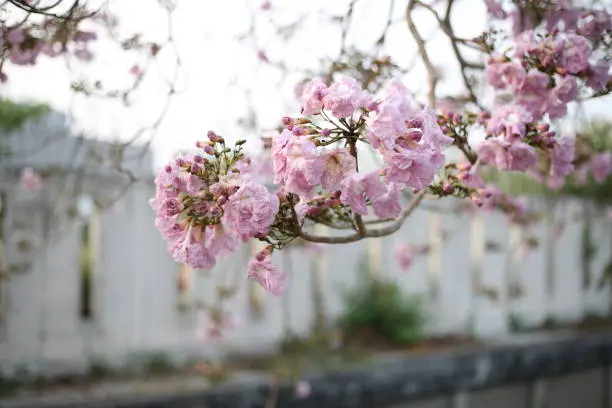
[0,24,98,81]
[274,77,451,222]
[153,76,455,295]
[150,132,279,275]
[476,1,611,188]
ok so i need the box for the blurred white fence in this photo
[0,181,611,374]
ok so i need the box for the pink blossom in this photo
[487,105,532,140]
[589,152,612,183]
[371,183,401,218]
[320,148,356,192]
[367,103,407,150]
[198,310,240,342]
[129,64,143,78]
[340,172,373,215]
[301,78,328,115]
[206,225,237,257]
[247,252,288,296]
[476,139,537,172]
[276,137,324,197]
[586,61,611,91]
[173,230,217,270]
[256,50,269,63]
[547,76,578,118]
[550,136,575,179]
[6,29,25,45]
[294,381,312,399]
[394,243,428,271]
[579,10,612,38]
[484,0,506,18]
[559,34,591,74]
[19,168,42,191]
[223,181,279,241]
[514,70,551,120]
[322,76,372,118]
[366,78,415,149]
[384,148,438,190]
[485,60,525,90]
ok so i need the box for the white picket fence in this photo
[0,179,611,376]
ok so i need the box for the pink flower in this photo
[247,252,288,296]
[476,139,537,172]
[514,70,551,120]
[320,148,356,192]
[276,137,324,197]
[371,183,401,218]
[294,381,312,399]
[367,103,407,150]
[223,181,279,241]
[173,230,217,270]
[589,152,612,183]
[484,0,506,18]
[301,78,328,115]
[394,243,428,271]
[586,61,611,91]
[384,148,438,190]
[485,60,525,90]
[6,29,25,45]
[198,310,240,342]
[546,76,578,118]
[129,64,143,78]
[366,78,415,149]
[550,136,575,179]
[19,168,42,191]
[256,50,269,63]
[206,225,237,257]
[322,76,372,118]
[559,34,591,74]
[487,105,532,140]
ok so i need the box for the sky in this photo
[2,0,610,170]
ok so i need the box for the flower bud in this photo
[217,195,228,206]
[443,184,453,194]
[208,130,222,143]
[292,126,306,136]
[282,116,294,129]
[321,128,331,137]
[307,206,321,217]
[209,206,221,217]
[365,100,379,112]
[407,118,423,129]
[255,249,268,262]
[203,144,215,155]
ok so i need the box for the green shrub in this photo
[339,277,426,345]
[141,353,175,375]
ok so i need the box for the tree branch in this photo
[406,0,438,108]
[299,191,426,244]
